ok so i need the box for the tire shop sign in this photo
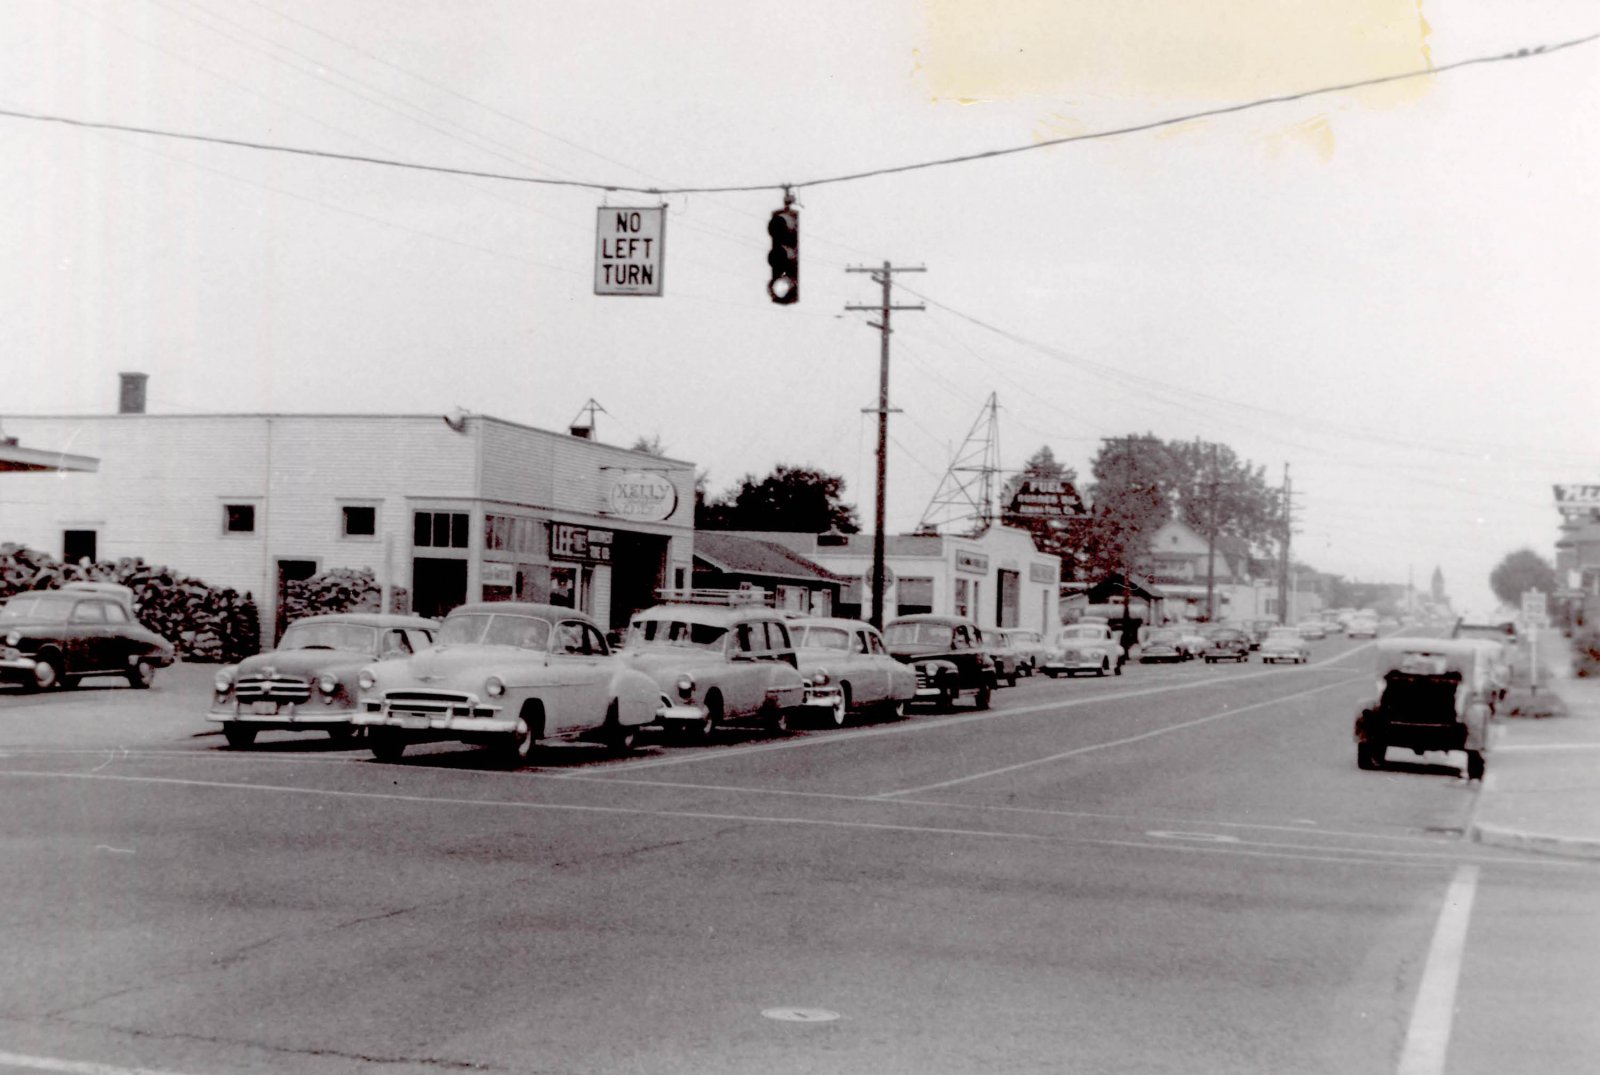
[605,471,678,521]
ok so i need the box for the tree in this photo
[628,434,668,456]
[1075,435,1173,580]
[697,464,860,533]
[1489,548,1557,609]
[1163,439,1284,561]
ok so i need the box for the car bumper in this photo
[209,700,356,727]
[802,687,844,710]
[352,699,513,735]
[651,701,710,726]
[0,656,40,681]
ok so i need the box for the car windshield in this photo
[883,623,953,647]
[279,622,378,653]
[1059,626,1104,641]
[1147,628,1182,643]
[796,626,852,652]
[628,618,729,649]
[439,613,552,649]
[0,594,74,623]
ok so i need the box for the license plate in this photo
[395,715,430,730]
[250,701,279,716]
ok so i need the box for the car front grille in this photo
[235,674,312,704]
[371,690,497,720]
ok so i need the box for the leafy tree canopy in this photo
[697,464,860,533]
[1489,548,1557,609]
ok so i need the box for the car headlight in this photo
[675,674,695,700]
[812,670,830,687]
[316,673,339,699]
[358,669,377,691]
[213,670,234,693]
[4,630,19,646]
[485,675,505,698]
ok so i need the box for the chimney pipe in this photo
[118,372,148,414]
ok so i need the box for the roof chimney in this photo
[569,424,593,440]
[118,372,148,414]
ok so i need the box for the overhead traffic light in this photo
[767,206,799,304]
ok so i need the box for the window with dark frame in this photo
[413,511,469,549]
[224,504,256,533]
[342,505,377,537]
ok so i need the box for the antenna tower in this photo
[917,393,1002,536]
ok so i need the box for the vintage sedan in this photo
[623,602,807,738]
[791,617,916,725]
[0,585,174,691]
[209,613,438,748]
[354,603,659,763]
[1041,622,1124,678]
[883,614,998,709]
[1296,619,1328,640]
[1204,627,1251,663]
[1258,626,1310,664]
[1355,638,1494,779]
[993,628,1052,680]
[1138,626,1190,664]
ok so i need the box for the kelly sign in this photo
[595,207,666,296]
[606,471,678,521]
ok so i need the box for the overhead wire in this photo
[3,31,1594,196]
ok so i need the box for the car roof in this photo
[791,617,879,633]
[450,602,597,624]
[287,613,440,629]
[633,604,782,626]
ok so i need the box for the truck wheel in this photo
[1357,740,1384,770]
[974,684,992,710]
[1465,750,1485,781]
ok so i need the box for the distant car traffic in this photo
[1203,627,1251,663]
[1346,615,1379,639]
[209,613,438,747]
[992,628,1052,681]
[790,617,916,725]
[355,603,659,762]
[1139,626,1190,663]
[0,585,174,691]
[1042,623,1124,678]
[883,614,998,709]
[1258,626,1310,664]
[623,601,807,738]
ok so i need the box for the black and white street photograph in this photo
[3,3,1599,1073]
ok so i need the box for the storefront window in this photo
[549,565,577,608]
[897,576,933,616]
[954,577,969,619]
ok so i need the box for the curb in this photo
[1469,822,1600,861]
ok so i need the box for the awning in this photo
[0,440,98,473]
[1086,572,1165,603]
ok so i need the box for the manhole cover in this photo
[762,1008,840,1023]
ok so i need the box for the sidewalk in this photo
[1469,628,1600,860]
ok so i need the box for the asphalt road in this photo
[1,639,1596,1075]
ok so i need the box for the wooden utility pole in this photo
[845,262,924,629]
[1277,463,1293,624]
[1204,441,1218,622]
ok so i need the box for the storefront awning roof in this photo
[1085,571,1165,602]
[0,439,98,473]
[694,532,844,584]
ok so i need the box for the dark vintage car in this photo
[882,614,998,710]
[1203,627,1251,663]
[0,584,175,691]
[1354,638,1493,779]
[208,613,439,748]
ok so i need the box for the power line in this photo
[3,31,1594,195]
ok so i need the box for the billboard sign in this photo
[1006,478,1086,519]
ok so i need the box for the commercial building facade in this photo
[0,413,695,644]
[755,526,1060,633]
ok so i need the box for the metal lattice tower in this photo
[917,393,1002,536]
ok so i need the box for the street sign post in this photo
[1522,589,1548,692]
[595,207,666,296]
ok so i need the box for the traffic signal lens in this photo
[767,207,798,304]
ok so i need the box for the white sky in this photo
[3,1,1597,615]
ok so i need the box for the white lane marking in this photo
[0,767,1538,870]
[92,845,135,854]
[0,1049,195,1075]
[762,1007,840,1023]
[1496,742,1600,752]
[1147,830,1242,843]
[599,662,1365,774]
[1397,865,1480,1075]
[875,677,1365,798]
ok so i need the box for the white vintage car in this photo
[353,603,660,764]
[209,612,438,748]
[790,617,917,725]
[1041,623,1124,678]
[622,602,807,738]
